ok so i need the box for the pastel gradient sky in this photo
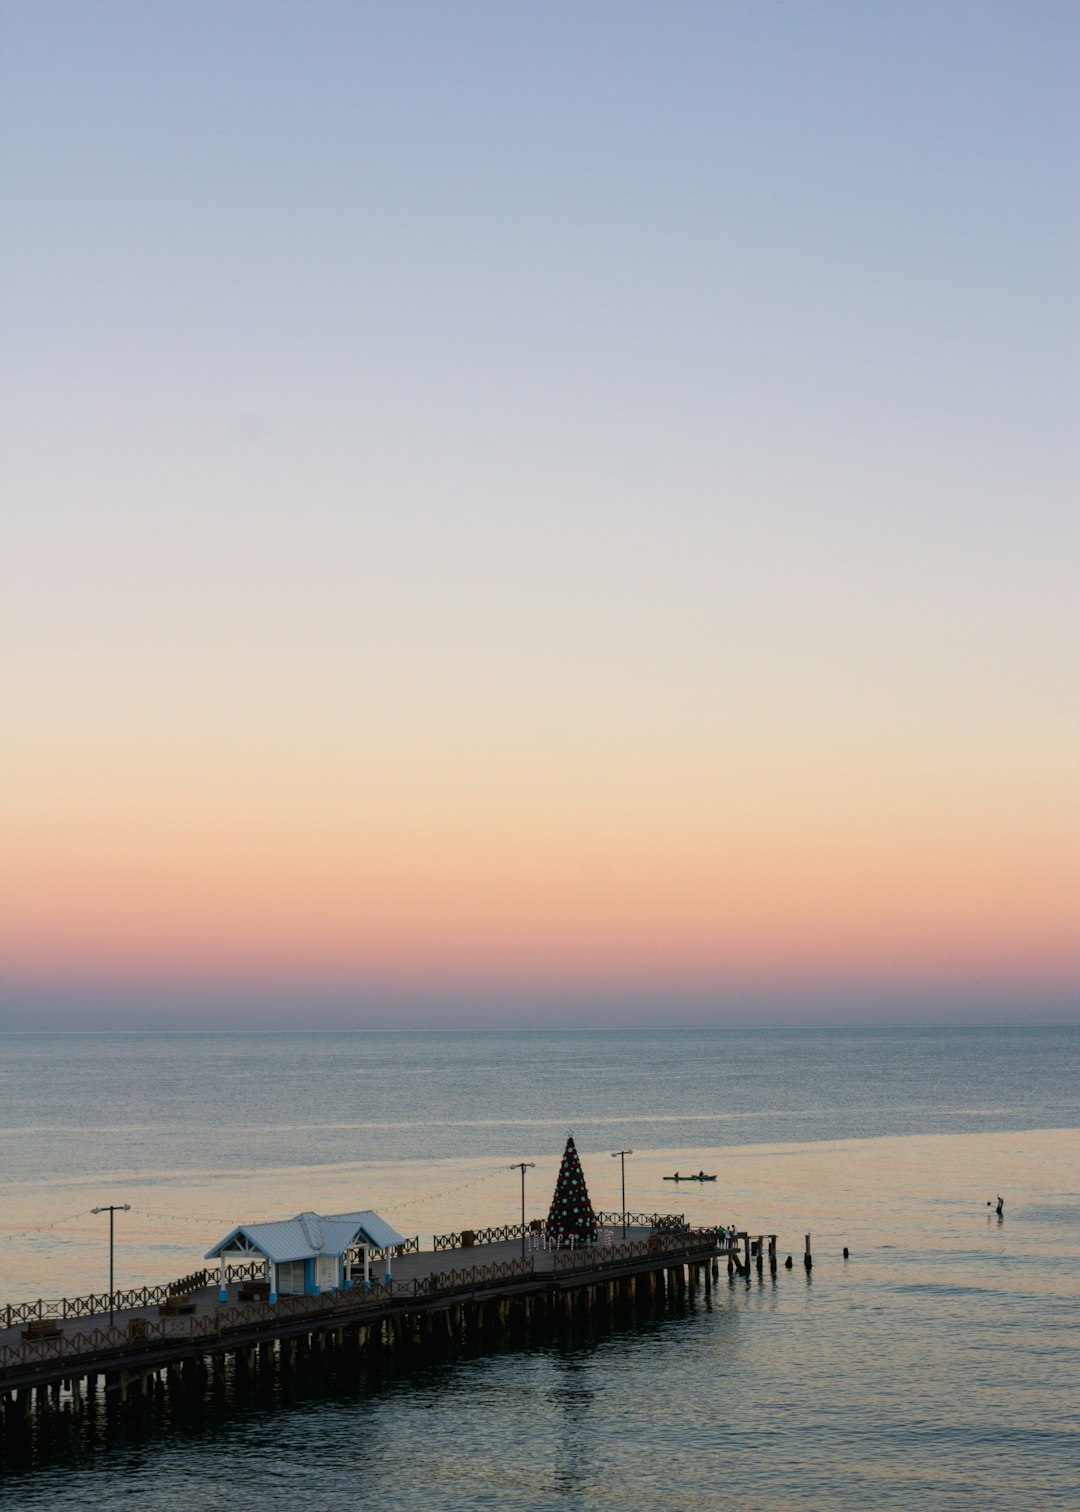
[2,2,1077,1027]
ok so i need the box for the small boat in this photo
[663,1172,717,1182]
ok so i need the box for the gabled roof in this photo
[321,1210,406,1251]
[205,1209,406,1265]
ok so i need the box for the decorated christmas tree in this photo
[546,1134,597,1245]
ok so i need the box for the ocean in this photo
[1,1026,1077,1508]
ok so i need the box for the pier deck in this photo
[1,1225,739,1413]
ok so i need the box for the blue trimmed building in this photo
[205,1209,405,1303]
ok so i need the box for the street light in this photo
[508,1162,535,1257]
[91,1203,131,1327]
[611,1150,633,1239]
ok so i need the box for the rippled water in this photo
[1,1027,1077,1507]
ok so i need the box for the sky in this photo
[1,1,1077,1029]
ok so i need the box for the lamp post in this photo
[611,1150,633,1238]
[91,1203,130,1327]
[509,1162,535,1257]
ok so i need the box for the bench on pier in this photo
[159,1295,195,1316]
[238,1281,270,1302]
[21,1319,62,1341]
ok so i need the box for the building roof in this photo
[205,1209,406,1265]
[321,1210,405,1251]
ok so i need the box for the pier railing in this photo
[2,1233,723,1378]
[2,1227,713,1336]
[551,1228,719,1275]
[0,1255,536,1375]
[222,1262,264,1284]
[593,1211,688,1230]
[2,1266,219,1328]
[366,1236,421,1258]
[433,1216,692,1251]
[0,1246,433,1330]
[433,1222,535,1251]
[0,1229,727,1381]
[394,1257,536,1298]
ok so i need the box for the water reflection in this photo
[547,1354,596,1498]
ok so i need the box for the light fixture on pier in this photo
[611,1150,633,1239]
[508,1162,535,1257]
[90,1203,131,1327]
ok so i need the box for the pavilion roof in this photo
[205,1209,405,1265]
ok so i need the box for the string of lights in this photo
[6,1208,109,1236]
[5,1167,521,1242]
[5,1205,281,1238]
[378,1165,509,1215]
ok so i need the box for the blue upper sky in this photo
[1,2,1077,1027]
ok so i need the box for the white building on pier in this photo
[205,1210,405,1303]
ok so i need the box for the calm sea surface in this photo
[1,1027,1077,1508]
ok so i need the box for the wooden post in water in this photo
[804,1234,812,1272]
[4,1388,28,1434]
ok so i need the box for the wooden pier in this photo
[1,1220,784,1458]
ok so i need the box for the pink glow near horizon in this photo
[1,6,1076,1022]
